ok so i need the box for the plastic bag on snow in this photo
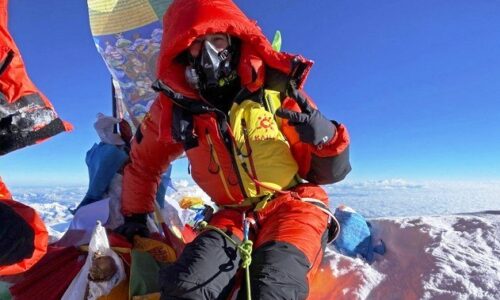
[62,221,125,300]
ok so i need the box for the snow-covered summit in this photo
[314,212,500,300]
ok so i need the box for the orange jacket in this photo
[0,179,48,275]
[122,0,350,215]
[0,0,71,156]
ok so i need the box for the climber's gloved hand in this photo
[0,202,35,266]
[276,82,336,146]
[115,213,150,242]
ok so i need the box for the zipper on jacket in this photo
[240,118,260,194]
[206,132,236,203]
[153,81,249,200]
[186,92,249,200]
[211,111,249,199]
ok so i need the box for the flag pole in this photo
[111,77,118,134]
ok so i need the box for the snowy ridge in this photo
[12,186,86,204]
[319,212,500,299]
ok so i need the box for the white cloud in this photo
[8,179,499,229]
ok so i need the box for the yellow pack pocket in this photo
[229,90,298,198]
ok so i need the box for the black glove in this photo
[276,83,336,146]
[0,201,35,266]
[115,213,150,242]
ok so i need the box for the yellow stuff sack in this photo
[229,90,298,198]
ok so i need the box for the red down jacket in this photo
[122,0,351,215]
[0,0,71,156]
[122,1,351,298]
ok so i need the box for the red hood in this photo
[157,0,312,99]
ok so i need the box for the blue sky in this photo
[1,0,499,186]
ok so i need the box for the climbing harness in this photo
[197,217,254,300]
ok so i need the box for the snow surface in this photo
[316,212,500,299]
[6,180,500,299]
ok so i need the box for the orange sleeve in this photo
[121,98,183,215]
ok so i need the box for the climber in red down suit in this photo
[119,0,351,299]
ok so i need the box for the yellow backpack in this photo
[229,90,298,198]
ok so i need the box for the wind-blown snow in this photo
[6,180,500,299]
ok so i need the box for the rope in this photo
[298,197,341,243]
[198,221,253,300]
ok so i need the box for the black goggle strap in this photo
[152,79,232,143]
[152,80,214,115]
